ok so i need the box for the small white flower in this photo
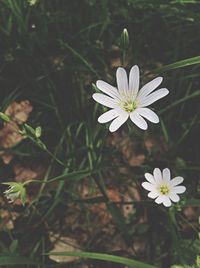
[92,65,169,132]
[142,168,186,207]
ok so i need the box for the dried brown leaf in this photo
[0,101,32,164]
[5,100,32,124]
[49,234,81,263]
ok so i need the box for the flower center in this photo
[122,100,137,113]
[159,185,170,195]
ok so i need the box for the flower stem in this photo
[27,136,65,167]
[85,130,131,244]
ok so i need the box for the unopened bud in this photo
[24,123,36,136]
[120,28,129,50]
[0,112,10,123]
[35,126,42,138]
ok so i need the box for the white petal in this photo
[98,109,121,123]
[170,176,184,186]
[155,196,165,204]
[153,168,163,184]
[173,186,186,194]
[129,65,139,98]
[136,108,159,123]
[145,173,156,184]
[109,113,128,132]
[141,182,155,191]
[130,112,148,130]
[138,77,163,99]
[92,93,117,108]
[139,88,169,107]
[116,67,128,95]
[169,193,180,202]
[163,197,172,207]
[163,168,171,183]
[148,190,159,199]
[96,80,119,99]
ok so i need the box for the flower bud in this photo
[0,112,10,123]
[35,126,42,138]
[23,123,36,136]
[27,0,38,6]
[120,28,129,50]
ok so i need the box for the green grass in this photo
[0,0,199,267]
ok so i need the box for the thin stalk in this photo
[86,130,130,243]
[27,136,65,167]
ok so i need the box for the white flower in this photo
[142,168,186,207]
[92,65,169,132]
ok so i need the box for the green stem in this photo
[168,207,183,264]
[121,49,126,67]
[27,136,65,167]
[86,131,130,243]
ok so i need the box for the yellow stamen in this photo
[119,100,137,113]
[159,185,170,195]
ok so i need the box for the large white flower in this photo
[142,168,186,207]
[92,65,169,132]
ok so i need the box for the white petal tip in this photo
[155,119,159,124]
[165,89,169,95]
[141,125,148,130]
[163,203,171,208]
[109,128,116,133]
[97,117,103,123]
[92,93,97,100]
[182,186,186,193]
[96,80,101,87]
[131,65,139,70]
[141,182,145,188]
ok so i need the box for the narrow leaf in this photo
[0,256,36,265]
[47,251,157,268]
[153,56,200,73]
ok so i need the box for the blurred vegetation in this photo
[0,0,199,267]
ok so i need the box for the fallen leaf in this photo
[109,133,145,167]
[0,101,32,164]
[0,209,19,230]
[5,100,32,124]
[110,58,121,68]
[49,234,81,263]
[13,164,43,183]
[183,206,200,221]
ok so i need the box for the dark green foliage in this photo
[0,0,199,267]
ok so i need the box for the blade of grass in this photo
[59,40,99,77]
[183,199,200,206]
[153,56,200,73]
[47,251,157,268]
[47,168,94,183]
[159,90,200,114]
[0,256,37,266]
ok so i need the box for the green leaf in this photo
[20,187,27,206]
[48,169,94,183]
[9,240,18,253]
[159,91,200,114]
[60,40,99,77]
[153,56,200,73]
[47,252,157,268]
[184,199,200,206]
[0,256,36,265]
